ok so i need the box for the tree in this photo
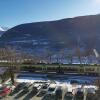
[45,48,53,64]
[0,47,20,85]
[6,47,17,85]
[84,49,93,64]
[67,53,73,64]
[59,49,65,64]
[76,47,82,64]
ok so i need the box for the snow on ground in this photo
[16,73,98,84]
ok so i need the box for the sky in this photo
[1,0,100,28]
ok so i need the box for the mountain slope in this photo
[1,14,100,55]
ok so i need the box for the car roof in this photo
[49,84,56,88]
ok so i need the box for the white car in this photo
[47,84,57,95]
[34,83,42,90]
[36,83,49,97]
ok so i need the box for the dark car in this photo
[75,91,84,99]
[64,92,73,100]
[36,90,47,97]
[42,94,56,100]
[55,87,62,99]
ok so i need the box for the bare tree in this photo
[84,49,93,64]
[6,47,17,85]
[59,49,65,64]
[67,53,73,64]
[0,47,20,85]
[76,47,82,64]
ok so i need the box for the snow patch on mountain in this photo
[0,27,5,31]
[0,26,9,37]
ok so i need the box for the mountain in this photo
[0,14,100,57]
[0,31,4,37]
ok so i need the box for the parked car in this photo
[0,87,11,97]
[75,90,84,99]
[34,83,43,90]
[36,83,49,97]
[55,86,62,99]
[42,94,56,100]
[47,84,57,95]
[36,90,47,97]
[41,83,49,91]
[9,82,27,96]
[64,92,73,100]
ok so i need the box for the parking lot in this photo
[5,82,47,100]
[0,82,66,100]
[0,73,98,100]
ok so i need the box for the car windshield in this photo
[56,89,62,94]
[48,88,55,92]
[42,85,48,89]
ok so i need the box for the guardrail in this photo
[20,64,100,75]
[0,63,100,75]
